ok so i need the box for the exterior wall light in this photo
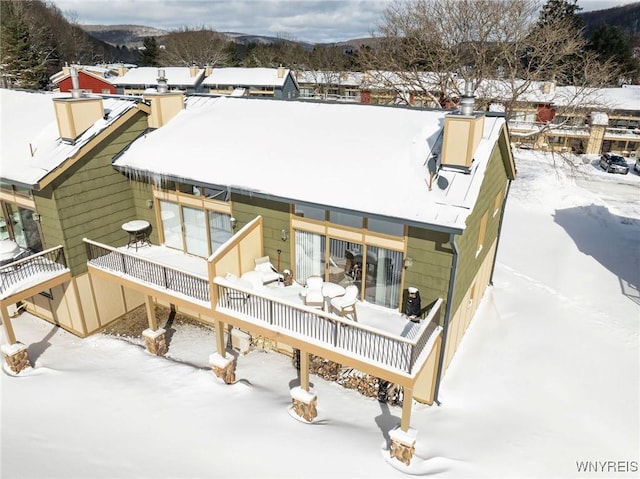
[281,229,289,242]
[230,217,237,229]
[403,257,413,269]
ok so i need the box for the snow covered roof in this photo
[296,71,364,87]
[0,88,141,188]
[110,67,205,87]
[202,67,293,88]
[113,95,508,232]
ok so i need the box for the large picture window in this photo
[294,227,404,310]
[159,200,232,258]
[1,203,42,253]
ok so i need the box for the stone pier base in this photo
[389,426,417,466]
[209,352,236,384]
[290,386,318,422]
[1,343,31,374]
[142,328,167,356]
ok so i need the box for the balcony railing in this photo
[0,246,68,296]
[84,239,210,303]
[215,278,442,375]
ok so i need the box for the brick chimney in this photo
[52,67,104,142]
[190,64,199,77]
[143,69,185,128]
[440,81,485,170]
[277,65,285,78]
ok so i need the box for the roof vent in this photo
[157,69,168,94]
[70,66,83,99]
[459,80,474,116]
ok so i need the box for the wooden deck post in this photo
[401,387,413,432]
[145,295,157,330]
[389,387,418,465]
[290,349,317,422]
[1,304,31,374]
[141,295,167,355]
[0,304,17,345]
[300,349,310,391]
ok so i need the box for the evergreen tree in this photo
[138,37,160,66]
[0,0,51,89]
[537,0,583,30]
[587,24,639,81]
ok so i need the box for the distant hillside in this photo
[81,24,169,49]
[580,2,640,37]
[82,24,314,50]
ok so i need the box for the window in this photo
[1,203,42,253]
[367,217,404,236]
[329,210,362,229]
[208,211,232,252]
[294,204,325,221]
[476,212,488,257]
[159,200,232,258]
[493,191,503,217]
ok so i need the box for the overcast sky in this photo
[49,0,638,44]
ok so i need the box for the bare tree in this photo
[359,0,615,117]
[159,26,230,67]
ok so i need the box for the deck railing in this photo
[215,278,442,375]
[84,239,210,303]
[0,245,68,295]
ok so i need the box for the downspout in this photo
[433,233,459,405]
[489,179,512,286]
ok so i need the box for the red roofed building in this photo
[51,66,116,95]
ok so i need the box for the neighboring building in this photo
[295,70,640,156]
[296,71,363,102]
[201,67,299,99]
[0,87,156,348]
[1,87,515,465]
[50,65,117,95]
[111,66,206,95]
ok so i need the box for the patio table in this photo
[122,220,151,251]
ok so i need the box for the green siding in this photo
[130,181,158,243]
[406,227,453,324]
[35,112,148,276]
[451,141,510,313]
[232,193,292,271]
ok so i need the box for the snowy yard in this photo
[1,150,638,478]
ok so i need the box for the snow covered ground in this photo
[1,150,638,478]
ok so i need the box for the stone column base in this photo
[142,328,167,356]
[389,426,417,466]
[209,352,236,384]
[1,343,31,374]
[290,386,317,422]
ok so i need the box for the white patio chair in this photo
[303,275,324,308]
[254,256,284,285]
[330,284,359,321]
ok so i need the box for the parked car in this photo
[635,156,640,174]
[599,153,629,175]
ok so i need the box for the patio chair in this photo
[330,284,359,321]
[254,256,284,285]
[303,275,324,308]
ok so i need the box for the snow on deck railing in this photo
[84,239,210,302]
[215,277,443,375]
[0,245,68,296]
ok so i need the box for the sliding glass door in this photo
[295,228,405,309]
[294,230,325,285]
[160,201,232,258]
